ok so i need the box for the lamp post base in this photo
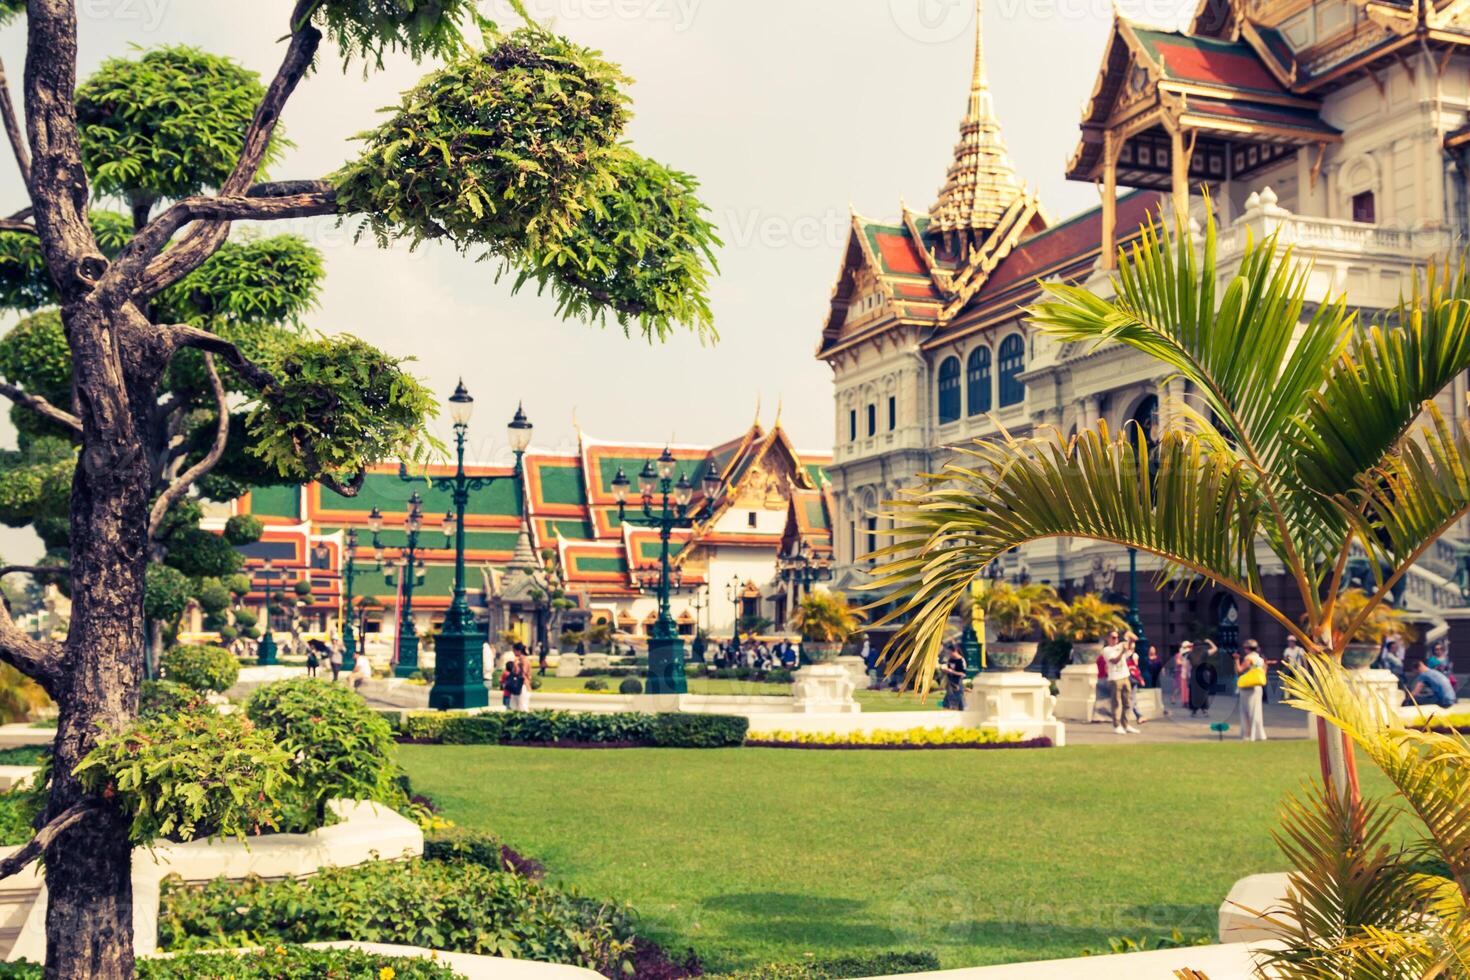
[429,626,489,711]
[646,635,689,696]
[394,634,421,679]
[960,625,982,678]
[256,633,278,666]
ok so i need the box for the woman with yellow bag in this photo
[1233,640,1269,742]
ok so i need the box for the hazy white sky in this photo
[0,0,1197,559]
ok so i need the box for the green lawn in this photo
[400,740,1381,972]
[534,675,942,712]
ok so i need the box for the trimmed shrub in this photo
[375,708,404,733]
[619,677,644,694]
[709,952,940,979]
[424,827,546,879]
[0,946,460,979]
[244,679,401,826]
[157,860,635,973]
[139,679,211,720]
[583,677,609,691]
[650,713,748,748]
[402,711,451,742]
[440,713,505,745]
[159,644,239,692]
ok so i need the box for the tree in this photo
[0,3,718,977]
[874,210,1470,803]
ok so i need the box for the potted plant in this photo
[1329,589,1420,669]
[974,581,1063,670]
[1058,593,1128,665]
[792,591,865,663]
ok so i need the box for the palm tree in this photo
[871,208,1470,798]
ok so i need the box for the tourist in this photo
[1234,639,1268,741]
[498,661,515,709]
[1145,645,1162,688]
[1407,657,1458,710]
[863,636,882,688]
[329,643,343,683]
[1127,640,1147,726]
[1163,645,1186,706]
[304,642,320,678]
[513,645,533,711]
[940,643,968,710]
[537,643,549,676]
[1188,639,1219,717]
[350,651,372,691]
[1377,634,1406,686]
[1262,641,1284,703]
[1281,636,1306,680]
[1105,631,1139,735]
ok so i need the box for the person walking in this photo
[940,643,968,711]
[329,643,343,683]
[537,642,549,677]
[1234,639,1268,741]
[1127,640,1147,726]
[1188,639,1219,717]
[304,643,320,679]
[1105,632,1139,735]
[350,651,372,692]
[513,645,533,712]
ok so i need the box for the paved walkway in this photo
[1064,693,1311,745]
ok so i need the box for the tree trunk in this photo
[40,303,156,979]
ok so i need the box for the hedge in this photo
[403,710,749,748]
[159,644,239,693]
[0,947,462,979]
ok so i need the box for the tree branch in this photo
[148,354,228,540]
[121,185,337,301]
[0,565,68,579]
[0,381,82,434]
[0,596,63,695]
[111,5,325,301]
[0,59,31,190]
[0,801,100,883]
[164,324,278,394]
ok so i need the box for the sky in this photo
[0,0,1198,559]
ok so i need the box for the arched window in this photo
[966,347,992,416]
[997,334,1025,407]
[937,357,962,424]
[866,403,876,437]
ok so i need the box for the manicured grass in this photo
[400,740,1382,971]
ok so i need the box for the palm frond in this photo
[1292,260,1470,500]
[869,423,1278,693]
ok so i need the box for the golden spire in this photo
[928,0,1023,249]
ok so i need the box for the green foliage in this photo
[618,677,643,695]
[159,644,239,693]
[223,573,251,597]
[650,712,748,748]
[582,678,608,691]
[74,711,295,843]
[0,788,40,847]
[76,46,282,211]
[0,1,22,27]
[157,860,635,972]
[422,828,513,872]
[194,578,232,616]
[417,710,747,747]
[218,516,261,549]
[0,212,131,313]
[0,436,73,532]
[1084,930,1211,956]
[972,581,1064,642]
[139,679,211,720]
[1058,593,1129,643]
[708,953,941,979]
[143,564,192,624]
[162,527,244,579]
[155,236,323,330]
[334,26,717,342]
[791,591,864,644]
[244,679,402,823]
[0,311,70,405]
[312,0,484,68]
[0,664,50,726]
[439,714,505,745]
[0,946,463,979]
[245,335,440,484]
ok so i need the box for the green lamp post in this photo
[778,538,834,597]
[403,383,532,710]
[377,494,427,678]
[1125,546,1148,659]
[339,526,384,674]
[256,558,281,665]
[726,575,743,651]
[612,452,721,696]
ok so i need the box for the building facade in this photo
[209,418,833,655]
[821,0,1470,661]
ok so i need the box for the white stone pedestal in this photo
[834,655,868,691]
[1307,668,1403,737]
[965,671,1066,745]
[581,652,610,672]
[555,653,582,677]
[790,663,859,714]
[1055,664,1108,722]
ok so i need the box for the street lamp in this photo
[256,558,285,665]
[339,527,384,674]
[613,453,718,695]
[725,575,743,651]
[379,492,428,677]
[401,384,531,709]
[778,538,834,597]
[1125,546,1148,658]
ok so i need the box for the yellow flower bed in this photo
[1411,711,1470,729]
[747,726,1023,747]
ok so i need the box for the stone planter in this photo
[801,641,843,664]
[1070,641,1104,666]
[987,641,1038,671]
[1342,643,1379,670]
[790,662,858,713]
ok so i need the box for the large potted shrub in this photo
[1059,594,1128,665]
[159,644,240,693]
[792,591,864,663]
[1329,589,1419,669]
[974,581,1063,671]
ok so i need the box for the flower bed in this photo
[746,726,1051,750]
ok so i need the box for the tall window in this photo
[1352,190,1375,224]
[887,396,896,431]
[848,409,857,441]
[865,516,878,562]
[966,346,992,416]
[998,334,1025,407]
[866,403,876,437]
[937,356,962,424]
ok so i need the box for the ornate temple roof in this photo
[926,0,1027,253]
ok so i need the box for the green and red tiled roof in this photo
[1132,28,1291,97]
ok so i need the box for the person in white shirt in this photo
[1106,633,1140,735]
